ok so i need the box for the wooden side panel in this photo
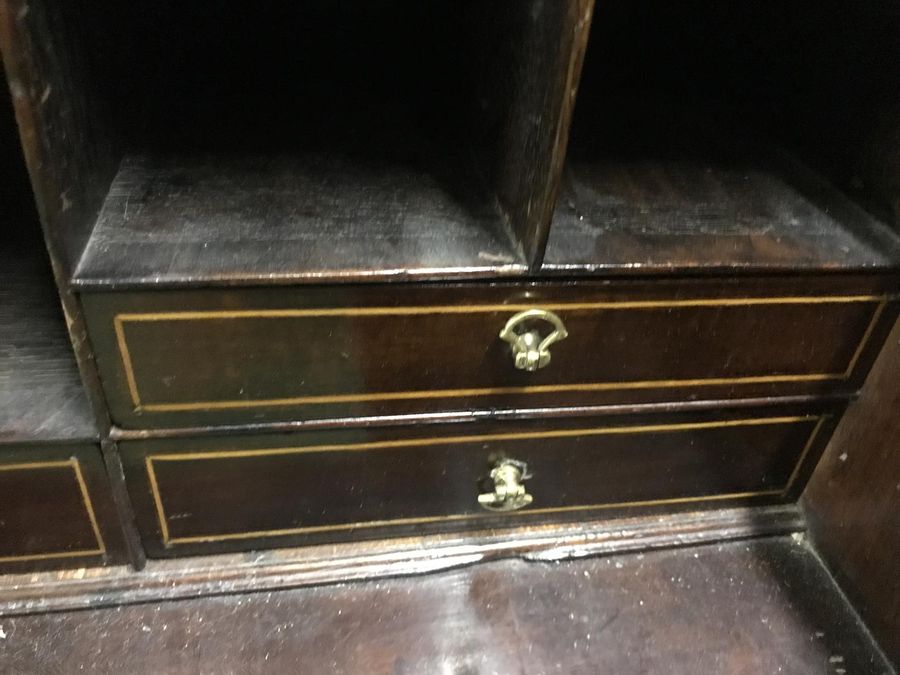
[0,0,120,275]
[803,317,900,663]
[1,1,146,567]
[121,408,836,557]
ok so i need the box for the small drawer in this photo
[0,444,125,572]
[82,277,897,429]
[121,407,838,557]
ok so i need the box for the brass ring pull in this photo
[478,459,533,512]
[499,309,569,371]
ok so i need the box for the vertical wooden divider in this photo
[802,318,900,663]
[507,0,595,270]
[0,0,144,568]
[476,0,595,270]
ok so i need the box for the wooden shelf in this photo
[0,234,96,443]
[72,151,522,289]
[543,79,900,275]
[0,81,95,444]
[542,0,900,275]
[64,1,580,286]
[544,144,900,275]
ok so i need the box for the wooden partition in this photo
[804,318,900,663]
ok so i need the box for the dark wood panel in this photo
[480,0,594,268]
[82,276,897,428]
[121,407,836,557]
[0,460,100,559]
[803,317,900,664]
[0,538,891,673]
[0,0,121,276]
[0,0,112,439]
[0,444,128,572]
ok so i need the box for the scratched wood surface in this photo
[545,93,900,275]
[73,152,522,288]
[65,0,580,286]
[0,236,96,443]
[0,537,891,674]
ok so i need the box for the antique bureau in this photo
[1,0,899,657]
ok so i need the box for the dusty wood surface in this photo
[0,537,891,674]
[0,235,96,443]
[0,505,803,616]
[545,101,900,275]
[545,0,900,275]
[73,153,522,289]
[0,70,94,442]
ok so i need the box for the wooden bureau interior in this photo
[0,82,124,572]
[1,0,899,662]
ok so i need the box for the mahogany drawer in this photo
[121,407,838,557]
[82,277,896,429]
[0,444,125,572]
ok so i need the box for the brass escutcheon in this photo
[477,458,534,512]
[499,308,569,371]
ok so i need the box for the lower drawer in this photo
[0,444,125,572]
[121,407,839,557]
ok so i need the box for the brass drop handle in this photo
[478,459,534,512]
[499,309,569,371]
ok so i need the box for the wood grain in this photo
[477,0,595,269]
[544,0,900,274]
[0,49,144,565]
[118,407,835,557]
[0,537,890,673]
[0,78,95,443]
[73,154,523,288]
[0,236,96,442]
[0,0,116,436]
[0,0,121,275]
[545,97,900,275]
[53,1,604,283]
[0,443,129,573]
[80,276,896,429]
[804,317,900,663]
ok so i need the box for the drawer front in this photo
[0,444,125,571]
[121,408,837,557]
[82,278,898,428]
